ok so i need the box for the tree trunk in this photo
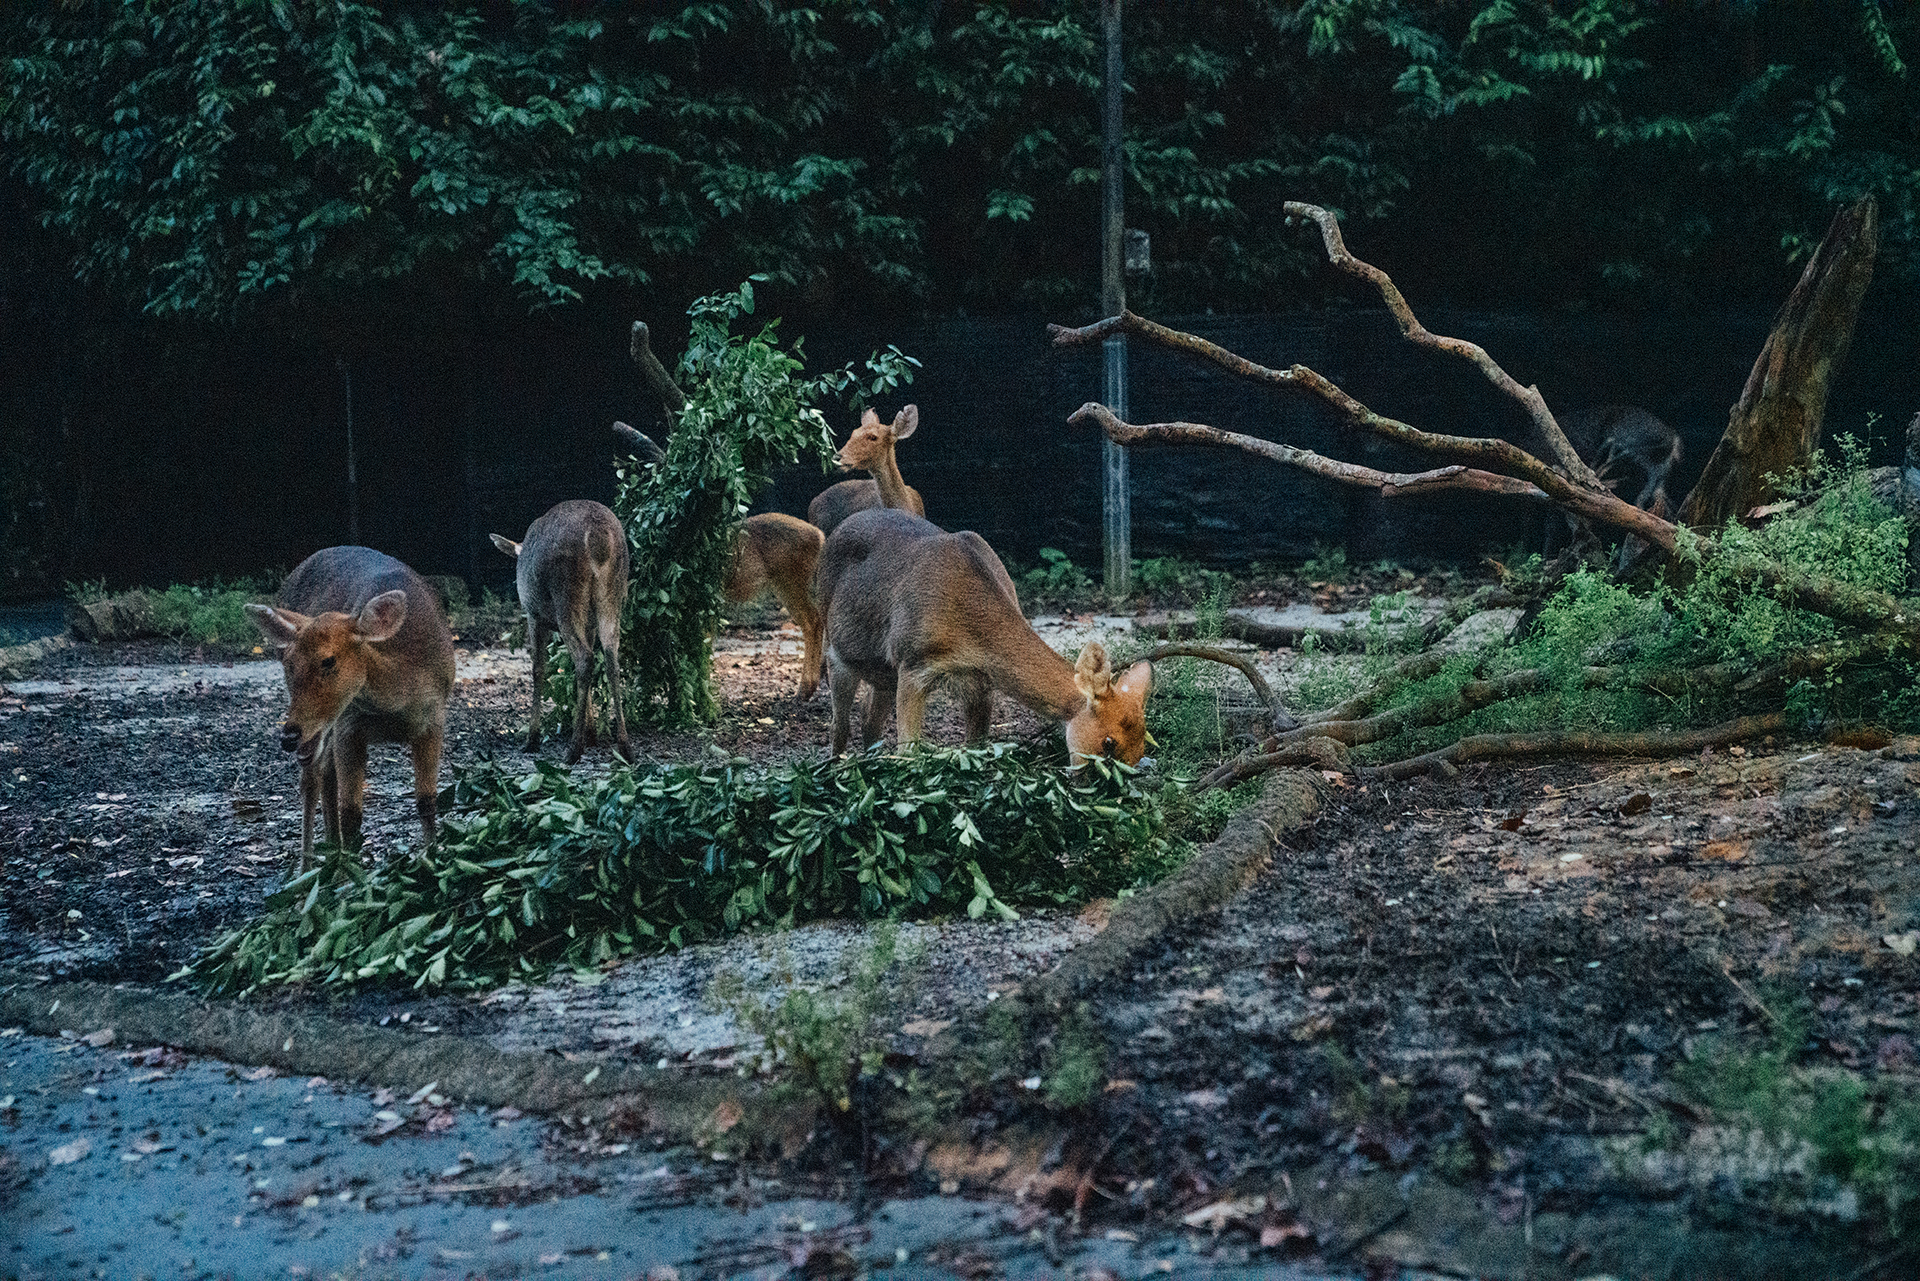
[1677,198,1878,532]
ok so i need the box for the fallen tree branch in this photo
[1282,201,1597,485]
[611,420,666,464]
[1358,712,1787,781]
[1193,737,1349,794]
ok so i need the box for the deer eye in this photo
[1103,736,1117,757]
[319,655,336,672]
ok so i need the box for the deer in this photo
[725,512,827,699]
[489,499,630,763]
[817,507,1154,763]
[246,546,456,871]
[1546,405,1684,570]
[808,405,924,535]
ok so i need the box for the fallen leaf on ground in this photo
[900,1018,953,1037]
[81,1028,113,1047]
[1884,931,1918,956]
[48,1137,91,1165]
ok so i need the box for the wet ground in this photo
[4,597,1919,1278]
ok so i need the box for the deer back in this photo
[504,500,629,637]
[819,509,1152,762]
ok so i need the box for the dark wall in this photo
[4,297,1914,599]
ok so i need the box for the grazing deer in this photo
[1548,406,1684,568]
[725,513,827,699]
[246,547,455,870]
[490,499,631,764]
[818,508,1153,762]
[808,405,924,535]
[1564,405,1683,512]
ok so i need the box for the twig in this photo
[1193,737,1349,794]
[1718,960,1781,1028]
[1068,401,1550,503]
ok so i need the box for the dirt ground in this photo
[3,601,1919,1278]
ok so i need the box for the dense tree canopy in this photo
[3,1,1917,319]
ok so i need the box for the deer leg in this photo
[411,717,444,848]
[333,729,369,852]
[525,614,549,753]
[318,743,342,847]
[598,610,629,758]
[959,674,994,743]
[299,760,320,872]
[893,670,930,747]
[828,652,860,756]
[563,622,595,764]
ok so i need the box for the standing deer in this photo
[490,499,631,763]
[818,508,1153,762]
[246,546,455,870]
[725,513,827,699]
[808,405,924,535]
[1564,405,1683,512]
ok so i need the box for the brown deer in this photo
[490,499,630,763]
[808,405,924,535]
[817,508,1153,762]
[246,546,456,870]
[725,513,827,699]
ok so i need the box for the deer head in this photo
[246,592,409,762]
[834,405,918,472]
[1066,642,1154,764]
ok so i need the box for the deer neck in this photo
[984,623,1087,724]
[870,449,913,510]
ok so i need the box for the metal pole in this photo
[338,356,359,544]
[1100,0,1130,600]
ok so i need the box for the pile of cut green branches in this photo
[183,744,1177,996]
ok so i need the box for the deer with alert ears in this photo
[490,499,630,763]
[808,405,923,535]
[246,546,455,870]
[817,507,1153,762]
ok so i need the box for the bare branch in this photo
[1282,201,1597,485]
[1193,737,1349,794]
[1068,402,1551,503]
[630,320,688,415]
[1138,642,1299,733]
[611,421,666,465]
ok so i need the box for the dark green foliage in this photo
[181,742,1178,996]
[588,279,914,727]
[1669,1001,1920,1238]
[8,2,1920,317]
[1297,433,1918,758]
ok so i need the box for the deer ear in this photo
[489,533,521,559]
[860,408,881,429]
[247,603,305,647]
[892,405,919,440]
[1115,659,1154,701]
[1073,642,1114,702]
[356,590,409,643]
